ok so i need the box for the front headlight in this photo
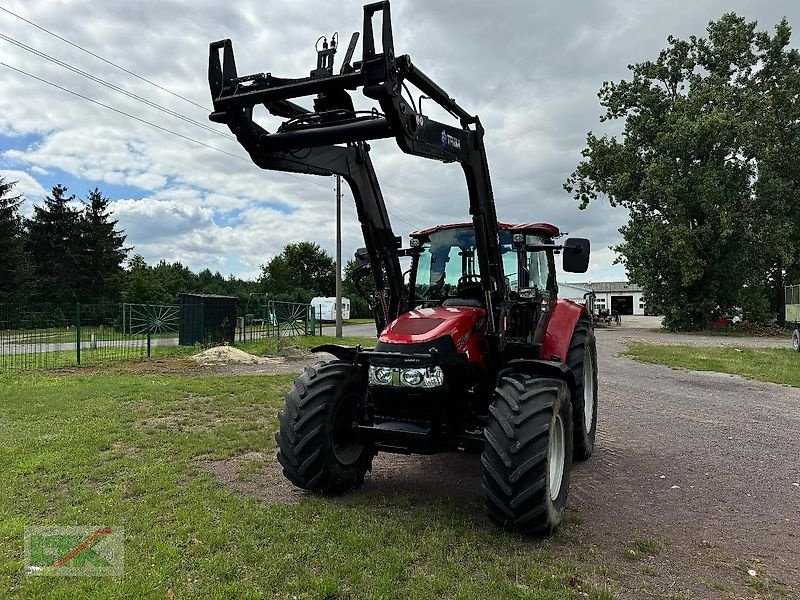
[368,365,445,388]
[368,366,393,385]
[401,369,424,386]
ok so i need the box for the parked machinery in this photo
[207,1,597,534]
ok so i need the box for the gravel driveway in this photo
[566,327,800,598]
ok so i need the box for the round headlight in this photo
[401,369,424,386]
[375,367,393,384]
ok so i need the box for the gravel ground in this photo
[201,325,799,598]
[566,328,800,598]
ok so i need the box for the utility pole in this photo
[335,174,343,338]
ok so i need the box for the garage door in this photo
[610,295,634,315]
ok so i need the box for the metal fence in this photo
[0,303,169,372]
[237,300,322,342]
[0,299,324,372]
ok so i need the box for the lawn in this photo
[0,335,377,374]
[624,343,800,388]
[0,368,615,599]
[235,335,378,357]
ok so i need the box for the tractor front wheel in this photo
[793,329,800,352]
[276,361,374,494]
[482,374,573,536]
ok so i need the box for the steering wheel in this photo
[419,277,446,301]
[458,274,481,286]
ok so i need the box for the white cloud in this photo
[0,0,798,279]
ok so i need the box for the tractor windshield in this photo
[413,227,554,304]
[412,228,516,302]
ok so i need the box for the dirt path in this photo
[200,327,798,598]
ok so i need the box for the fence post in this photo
[147,332,151,358]
[75,302,81,366]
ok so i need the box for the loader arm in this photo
[207,0,505,335]
[213,102,404,331]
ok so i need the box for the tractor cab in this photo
[407,222,560,309]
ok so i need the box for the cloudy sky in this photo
[1,0,798,282]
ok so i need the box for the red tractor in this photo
[208,1,597,534]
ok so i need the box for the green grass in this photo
[343,318,376,325]
[650,327,790,338]
[0,371,616,599]
[236,335,378,357]
[0,336,377,374]
[624,343,800,387]
[622,538,665,561]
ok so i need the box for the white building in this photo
[560,281,646,316]
[558,281,594,306]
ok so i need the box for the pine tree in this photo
[0,177,29,304]
[27,184,81,304]
[79,188,129,303]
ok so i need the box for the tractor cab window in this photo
[526,235,556,291]
[413,227,513,302]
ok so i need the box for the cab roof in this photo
[410,222,560,238]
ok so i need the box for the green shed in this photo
[178,293,237,346]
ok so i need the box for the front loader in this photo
[208,0,597,535]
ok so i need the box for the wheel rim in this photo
[583,347,595,431]
[331,392,363,465]
[794,331,800,351]
[548,413,566,501]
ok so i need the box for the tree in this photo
[79,188,129,303]
[259,242,335,302]
[27,184,81,304]
[122,254,165,305]
[343,258,375,319]
[565,14,800,329]
[0,177,30,304]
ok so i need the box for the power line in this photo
[0,4,211,113]
[0,62,344,194]
[0,61,253,163]
[0,5,422,229]
[385,206,420,230]
[339,187,419,231]
[0,32,235,141]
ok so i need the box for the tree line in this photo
[567,13,800,330]
[0,178,370,315]
[0,181,128,306]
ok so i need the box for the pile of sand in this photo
[191,346,277,366]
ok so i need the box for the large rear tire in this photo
[482,374,573,536]
[276,361,374,494]
[567,318,598,461]
[793,329,800,352]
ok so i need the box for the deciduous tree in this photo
[566,14,800,329]
[259,242,335,302]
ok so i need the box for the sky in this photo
[1,0,799,283]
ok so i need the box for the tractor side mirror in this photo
[562,238,590,273]
[354,247,370,270]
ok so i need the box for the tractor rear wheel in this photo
[482,374,573,536]
[793,329,800,352]
[567,317,598,461]
[276,361,374,494]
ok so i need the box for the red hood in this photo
[380,305,486,347]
